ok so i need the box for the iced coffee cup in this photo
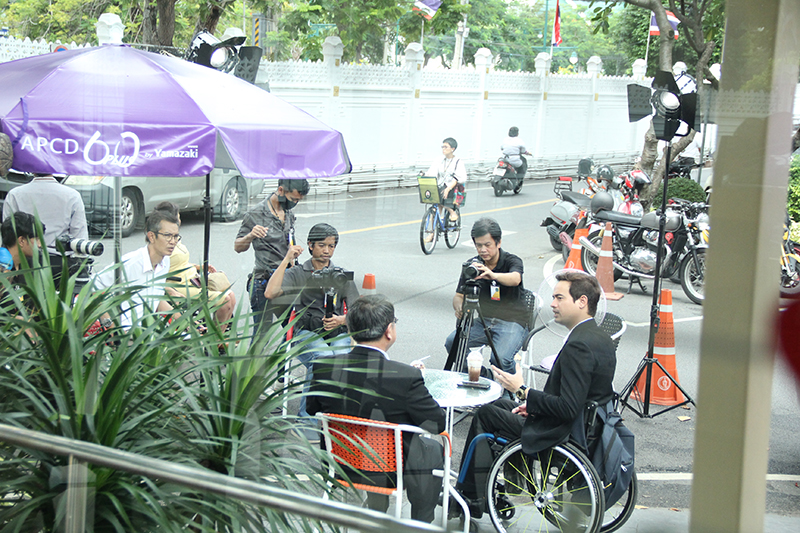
[467,350,483,382]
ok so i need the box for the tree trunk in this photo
[156,0,177,47]
[142,0,158,45]
[642,132,695,210]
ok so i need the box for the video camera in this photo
[57,235,104,257]
[310,266,354,291]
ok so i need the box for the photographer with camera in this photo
[444,218,528,374]
[265,223,358,440]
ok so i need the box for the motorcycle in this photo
[780,214,800,298]
[541,158,599,258]
[579,191,710,304]
[491,154,528,196]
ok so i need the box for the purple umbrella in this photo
[0,45,350,179]
[0,44,351,284]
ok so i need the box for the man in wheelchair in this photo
[455,271,616,518]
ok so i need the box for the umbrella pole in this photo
[114,176,122,284]
[203,173,211,301]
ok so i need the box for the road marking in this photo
[626,316,703,327]
[296,212,340,218]
[331,181,556,202]
[340,200,555,235]
[636,473,800,482]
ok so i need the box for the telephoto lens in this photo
[58,235,104,256]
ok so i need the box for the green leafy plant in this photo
[0,249,335,532]
[653,176,707,204]
[788,154,800,222]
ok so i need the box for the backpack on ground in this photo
[591,399,635,508]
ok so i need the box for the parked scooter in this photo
[541,158,598,257]
[491,152,529,196]
[579,191,709,304]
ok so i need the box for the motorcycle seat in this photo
[593,209,642,226]
[560,191,593,208]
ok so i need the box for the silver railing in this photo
[0,423,444,533]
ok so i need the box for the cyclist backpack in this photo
[591,400,635,508]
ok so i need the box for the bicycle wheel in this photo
[601,471,637,533]
[419,207,438,255]
[444,207,461,249]
[487,441,604,533]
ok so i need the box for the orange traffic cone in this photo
[565,228,588,270]
[362,273,377,295]
[632,289,685,406]
[596,222,624,301]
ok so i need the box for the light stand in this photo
[620,142,696,418]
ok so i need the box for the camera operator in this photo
[264,223,359,440]
[445,217,528,374]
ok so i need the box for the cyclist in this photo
[424,137,466,234]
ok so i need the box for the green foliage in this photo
[0,250,332,532]
[654,176,707,204]
[606,4,722,76]
[788,154,800,222]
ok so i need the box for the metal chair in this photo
[317,413,470,532]
[516,289,543,384]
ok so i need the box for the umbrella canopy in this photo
[0,45,351,178]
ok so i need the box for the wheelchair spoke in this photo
[487,441,604,533]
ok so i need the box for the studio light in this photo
[627,70,697,142]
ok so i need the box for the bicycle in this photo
[418,175,461,255]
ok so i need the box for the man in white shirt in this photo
[94,210,181,328]
[2,174,88,252]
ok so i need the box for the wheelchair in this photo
[459,401,637,533]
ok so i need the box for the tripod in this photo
[444,281,500,374]
[620,141,696,418]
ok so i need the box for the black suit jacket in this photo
[521,319,616,455]
[307,345,446,452]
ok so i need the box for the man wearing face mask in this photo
[235,179,310,337]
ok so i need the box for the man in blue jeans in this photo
[265,223,359,441]
[445,217,528,373]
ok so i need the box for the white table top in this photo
[423,369,503,409]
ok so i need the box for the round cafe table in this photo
[423,369,502,437]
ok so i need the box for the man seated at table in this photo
[307,295,446,523]
[454,271,616,517]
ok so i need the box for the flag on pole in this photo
[552,0,562,46]
[649,10,680,40]
[413,0,442,20]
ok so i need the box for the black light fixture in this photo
[627,70,698,142]
[186,30,263,84]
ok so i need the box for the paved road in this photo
[91,178,800,517]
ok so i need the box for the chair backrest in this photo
[519,288,540,332]
[599,312,626,350]
[319,413,404,474]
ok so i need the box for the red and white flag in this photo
[552,0,562,46]
[649,10,680,40]
[413,0,442,20]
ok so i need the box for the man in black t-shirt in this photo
[445,217,527,373]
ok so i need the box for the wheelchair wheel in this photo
[444,207,461,249]
[486,440,604,533]
[601,471,637,533]
[419,207,437,255]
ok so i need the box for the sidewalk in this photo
[429,505,800,532]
